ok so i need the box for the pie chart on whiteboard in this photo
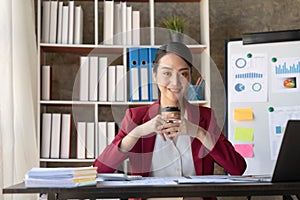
[235,83,245,92]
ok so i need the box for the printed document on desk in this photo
[176,175,266,184]
[97,176,185,186]
[97,175,266,186]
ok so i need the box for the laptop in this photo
[270,119,300,182]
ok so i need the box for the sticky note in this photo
[234,127,254,142]
[234,108,253,121]
[234,144,254,158]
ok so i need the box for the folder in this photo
[50,113,61,159]
[116,65,125,101]
[97,122,107,156]
[132,11,140,45]
[103,0,114,45]
[41,65,51,100]
[79,56,89,101]
[74,5,83,44]
[89,56,98,101]
[107,122,116,144]
[108,65,116,102]
[129,48,140,101]
[86,122,95,159]
[126,6,132,45]
[120,2,127,45]
[60,113,71,159]
[41,1,51,43]
[139,48,150,101]
[113,3,122,45]
[68,0,75,44]
[77,122,86,159]
[56,1,63,44]
[61,5,69,44]
[41,113,52,158]
[98,57,108,102]
[49,1,58,43]
[148,48,158,101]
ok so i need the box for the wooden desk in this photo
[3,181,300,200]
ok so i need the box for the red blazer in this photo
[94,100,246,176]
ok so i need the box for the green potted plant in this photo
[163,16,185,42]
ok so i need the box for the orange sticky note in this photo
[234,144,254,158]
[234,108,253,121]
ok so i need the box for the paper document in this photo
[177,175,266,184]
[97,173,143,181]
[97,175,268,186]
[97,176,183,186]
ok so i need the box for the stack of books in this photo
[25,167,97,188]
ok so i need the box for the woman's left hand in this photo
[161,118,198,139]
[165,118,214,150]
[174,118,199,138]
[158,119,181,139]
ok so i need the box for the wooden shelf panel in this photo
[154,0,200,2]
[40,100,209,106]
[78,0,201,2]
[40,44,124,54]
[40,44,207,54]
[40,158,94,163]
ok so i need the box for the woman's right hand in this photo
[136,114,181,142]
[119,114,167,152]
[134,114,167,140]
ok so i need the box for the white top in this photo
[150,111,196,177]
[149,132,197,200]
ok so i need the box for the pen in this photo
[195,77,202,85]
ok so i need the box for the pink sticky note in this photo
[234,144,254,158]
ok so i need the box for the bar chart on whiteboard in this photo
[271,57,300,93]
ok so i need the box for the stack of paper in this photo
[25,167,97,188]
[96,176,180,186]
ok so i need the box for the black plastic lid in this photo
[161,106,181,112]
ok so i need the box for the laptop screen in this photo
[272,120,300,182]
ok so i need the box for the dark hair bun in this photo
[158,42,193,66]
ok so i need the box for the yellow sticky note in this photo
[234,127,254,142]
[234,108,253,121]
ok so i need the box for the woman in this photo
[93,42,246,185]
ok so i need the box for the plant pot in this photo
[169,32,184,42]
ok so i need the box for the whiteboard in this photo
[226,39,300,175]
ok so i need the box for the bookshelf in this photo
[37,0,210,168]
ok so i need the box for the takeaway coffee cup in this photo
[161,106,181,123]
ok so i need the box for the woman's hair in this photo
[153,42,193,73]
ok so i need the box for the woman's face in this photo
[154,53,191,104]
